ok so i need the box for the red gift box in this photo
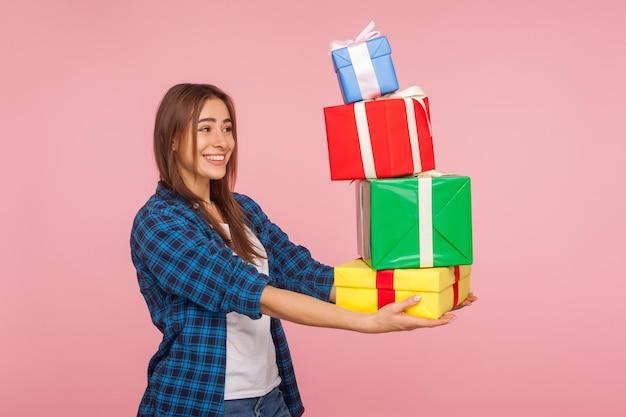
[323,86,436,181]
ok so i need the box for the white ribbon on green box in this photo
[416,170,454,267]
[418,176,434,267]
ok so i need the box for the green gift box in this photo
[357,173,473,270]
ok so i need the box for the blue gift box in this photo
[331,36,399,104]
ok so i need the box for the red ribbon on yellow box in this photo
[453,265,461,307]
[376,266,461,309]
[375,270,395,308]
[335,259,471,319]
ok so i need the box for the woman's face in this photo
[176,98,235,191]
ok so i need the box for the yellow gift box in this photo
[334,259,471,319]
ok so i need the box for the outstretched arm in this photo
[260,285,456,333]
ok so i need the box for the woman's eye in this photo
[198,126,211,133]
[223,126,233,133]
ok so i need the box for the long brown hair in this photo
[154,83,263,263]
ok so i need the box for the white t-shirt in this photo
[221,224,281,400]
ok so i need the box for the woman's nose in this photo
[212,131,227,147]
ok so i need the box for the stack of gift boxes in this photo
[323,22,474,319]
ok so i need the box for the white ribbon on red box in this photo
[383,85,432,136]
[353,86,432,178]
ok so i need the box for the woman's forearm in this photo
[259,285,455,333]
[260,285,368,332]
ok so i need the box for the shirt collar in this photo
[155,181,192,208]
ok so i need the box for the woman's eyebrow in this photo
[198,117,232,124]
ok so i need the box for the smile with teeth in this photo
[203,154,225,161]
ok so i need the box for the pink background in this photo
[2,0,625,416]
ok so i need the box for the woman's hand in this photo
[358,295,457,333]
[452,292,478,311]
[260,286,476,334]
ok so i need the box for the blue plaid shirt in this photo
[130,182,334,417]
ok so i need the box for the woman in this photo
[130,83,475,417]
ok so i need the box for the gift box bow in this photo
[328,20,381,52]
[329,21,391,73]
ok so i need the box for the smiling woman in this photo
[176,99,235,224]
[150,84,261,263]
[177,100,234,188]
[129,83,474,417]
